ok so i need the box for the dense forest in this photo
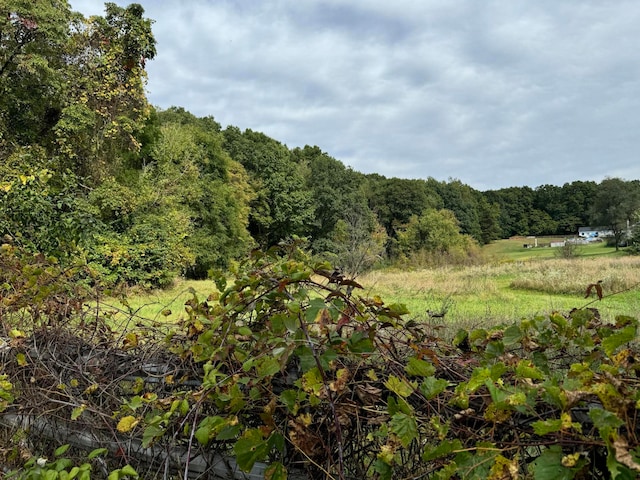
[3,1,640,288]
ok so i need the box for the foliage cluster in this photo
[3,243,640,479]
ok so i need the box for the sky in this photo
[69,0,640,191]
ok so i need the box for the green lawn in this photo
[98,278,217,327]
[482,237,621,261]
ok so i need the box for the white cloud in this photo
[69,0,640,190]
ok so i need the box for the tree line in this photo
[2,1,640,287]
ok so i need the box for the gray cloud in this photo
[70,0,640,190]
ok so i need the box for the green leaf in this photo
[195,424,212,446]
[217,424,242,441]
[387,302,409,316]
[405,357,436,377]
[532,418,563,435]
[373,458,393,480]
[87,448,108,460]
[71,404,86,420]
[602,325,637,358]
[606,447,636,480]
[319,347,338,370]
[280,389,300,413]
[295,346,316,372]
[423,439,463,461]
[549,312,569,331]
[420,376,449,400]
[257,357,281,377]
[453,329,469,348]
[141,424,164,448]
[532,445,577,480]
[385,375,416,398]
[515,360,545,380]
[283,314,299,333]
[466,367,491,393]
[54,444,71,457]
[390,412,418,447]
[485,340,505,359]
[347,331,374,353]
[120,465,138,478]
[503,324,523,345]
[233,429,270,472]
[589,408,623,440]
[237,326,253,337]
[305,298,326,323]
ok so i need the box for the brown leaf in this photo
[614,436,640,472]
[337,278,363,289]
[288,418,322,457]
[585,282,603,300]
[355,384,382,404]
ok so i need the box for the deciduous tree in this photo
[591,178,640,250]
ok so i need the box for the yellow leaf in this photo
[117,415,139,433]
[562,452,581,468]
[123,332,138,349]
[298,413,313,427]
[9,329,25,339]
[366,369,379,381]
[71,404,86,420]
[377,444,395,465]
[70,379,79,387]
[16,353,27,367]
[84,383,99,395]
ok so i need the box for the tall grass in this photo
[508,256,640,295]
[358,255,640,328]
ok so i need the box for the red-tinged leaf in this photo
[338,278,363,289]
[336,314,351,331]
[265,461,287,480]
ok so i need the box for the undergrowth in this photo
[2,242,640,478]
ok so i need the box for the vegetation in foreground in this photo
[3,243,640,479]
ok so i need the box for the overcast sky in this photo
[69,1,640,191]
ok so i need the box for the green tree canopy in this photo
[590,177,640,250]
[0,0,78,150]
[223,127,315,247]
[397,208,479,265]
[367,176,442,238]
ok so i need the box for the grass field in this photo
[115,238,640,332]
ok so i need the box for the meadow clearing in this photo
[114,238,640,333]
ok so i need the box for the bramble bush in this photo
[2,240,640,479]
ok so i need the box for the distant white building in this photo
[578,226,613,239]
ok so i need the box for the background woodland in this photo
[3,2,640,290]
